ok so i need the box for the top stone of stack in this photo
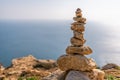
[76,8,82,17]
[73,8,86,23]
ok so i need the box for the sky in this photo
[0,0,120,26]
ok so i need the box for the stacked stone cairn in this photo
[57,8,105,80]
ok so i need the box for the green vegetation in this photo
[18,76,41,80]
[106,75,120,80]
[115,66,120,70]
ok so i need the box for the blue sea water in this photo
[0,20,120,67]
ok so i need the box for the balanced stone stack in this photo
[57,8,105,80]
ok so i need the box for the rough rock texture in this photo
[86,69,105,80]
[102,63,119,70]
[12,55,38,69]
[0,54,108,80]
[2,55,57,80]
[0,75,5,80]
[35,59,57,69]
[43,69,105,80]
[70,37,86,46]
[66,46,92,55]
[102,63,120,78]
[75,8,82,17]
[71,23,85,32]
[0,64,5,71]
[71,22,84,25]
[0,64,4,74]
[73,31,84,40]
[91,69,105,80]
[57,54,96,71]
[0,64,5,79]
[11,55,57,69]
[73,17,86,23]
[103,68,120,78]
[65,69,105,80]
[76,13,82,17]
[65,71,90,80]
[42,69,66,80]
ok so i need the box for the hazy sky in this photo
[0,0,120,25]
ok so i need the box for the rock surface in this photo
[66,46,92,55]
[57,54,96,71]
[71,22,85,25]
[65,69,105,80]
[2,55,57,79]
[65,70,90,80]
[0,55,119,80]
[73,17,86,23]
[0,64,5,79]
[73,31,84,40]
[0,63,5,71]
[102,63,120,78]
[102,63,119,70]
[75,8,82,17]
[92,69,105,80]
[70,37,86,46]
[36,59,57,69]
[0,63,4,74]
[11,55,38,69]
[42,69,66,80]
[103,68,120,78]
[71,24,85,32]
[42,69,105,80]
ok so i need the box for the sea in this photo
[0,20,120,67]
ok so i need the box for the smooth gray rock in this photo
[65,71,90,80]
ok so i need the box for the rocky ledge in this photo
[0,55,58,80]
[0,55,120,80]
